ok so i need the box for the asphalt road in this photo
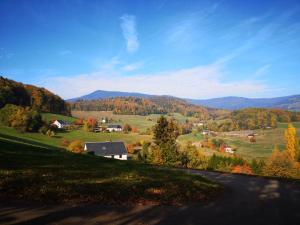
[1,170,300,225]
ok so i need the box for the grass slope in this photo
[0,133,221,205]
[42,113,77,123]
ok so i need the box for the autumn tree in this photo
[152,116,180,165]
[263,146,298,178]
[68,140,84,153]
[123,124,132,133]
[285,123,298,161]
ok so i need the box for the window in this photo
[119,154,122,158]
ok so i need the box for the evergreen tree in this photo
[153,116,180,165]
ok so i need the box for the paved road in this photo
[1,170,300,225]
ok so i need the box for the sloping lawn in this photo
[0,133,221,206]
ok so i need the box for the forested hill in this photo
[0,76,70,115]
[70,96,219,119]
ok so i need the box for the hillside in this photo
[70,96,214,119]
[0,130,221,205]
[189,95,300,111]
[0,76,70,115]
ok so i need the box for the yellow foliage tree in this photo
[68,140,84,153]
[285,123,297,161]
[263,147,298,178]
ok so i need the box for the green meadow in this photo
[0,127,220,205]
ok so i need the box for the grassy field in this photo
[72,111,198,132]
[0,125,152,148]
[218,122,300,159]
[42,113,77,123]
[0,131,221,205]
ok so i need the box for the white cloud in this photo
[121,61,144,72]
[41,63,268,100]
[252,64,271,78]
[120,14,139,53]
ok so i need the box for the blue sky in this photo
[1,0,300,99]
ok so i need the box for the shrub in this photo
[126,143,135,154]
[61,139,70,147]
[232,164,253,175]
[263,149,299,178]
[123,124,132,133]
[46,129,55,137]
[68,140,84,153]
[0,104,43,132]
[208,154,246,171]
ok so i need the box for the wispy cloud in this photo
[121,61,144,72]
[120,14,139,53]
[0,48,14,59]
[166,3,219,48]
[41,63,268,100]
[252,64,271,78]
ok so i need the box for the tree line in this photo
[206,108,300,132]
[70,96,211,119]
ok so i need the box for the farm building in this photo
[202,130,210,135]
[107,124,122,132]
[52,120,68,129]
[84,141,128,160]
[225,146,235,154]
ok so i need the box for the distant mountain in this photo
[188,95,300,111]
[68,90,300,111]
[68,90,153,102]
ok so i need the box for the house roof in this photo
[85,141,127,156]
[108,124,122,129]
[54,120,66,125]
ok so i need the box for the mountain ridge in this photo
[67,90,300,111]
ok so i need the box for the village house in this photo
[193,122,204,127]
[225,146,235,154]
[107,124,122,132]
[84,141,128,160]
[52,120,68,129]
[202,130,210,135]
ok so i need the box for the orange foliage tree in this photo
[232,164,253,175]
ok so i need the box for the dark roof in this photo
[85,141,127,156]
[56,120,66,125]
[108,124,122,128]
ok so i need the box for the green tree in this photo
[152,116,180,165]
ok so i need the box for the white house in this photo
[225,147,235,154]
[100,117,108,123]
[107,124,122,132]
[84,141,128,160]
[52,120,67,129]
[202,130,210,135]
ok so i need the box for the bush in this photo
[126,143,135,154]
[61,139,70,147]
[0,104,43,132]
[123,124,132,133]
[232,164,253,175]
[68,140,84,153]
[263,150,299,178]
[208,154,246,171]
